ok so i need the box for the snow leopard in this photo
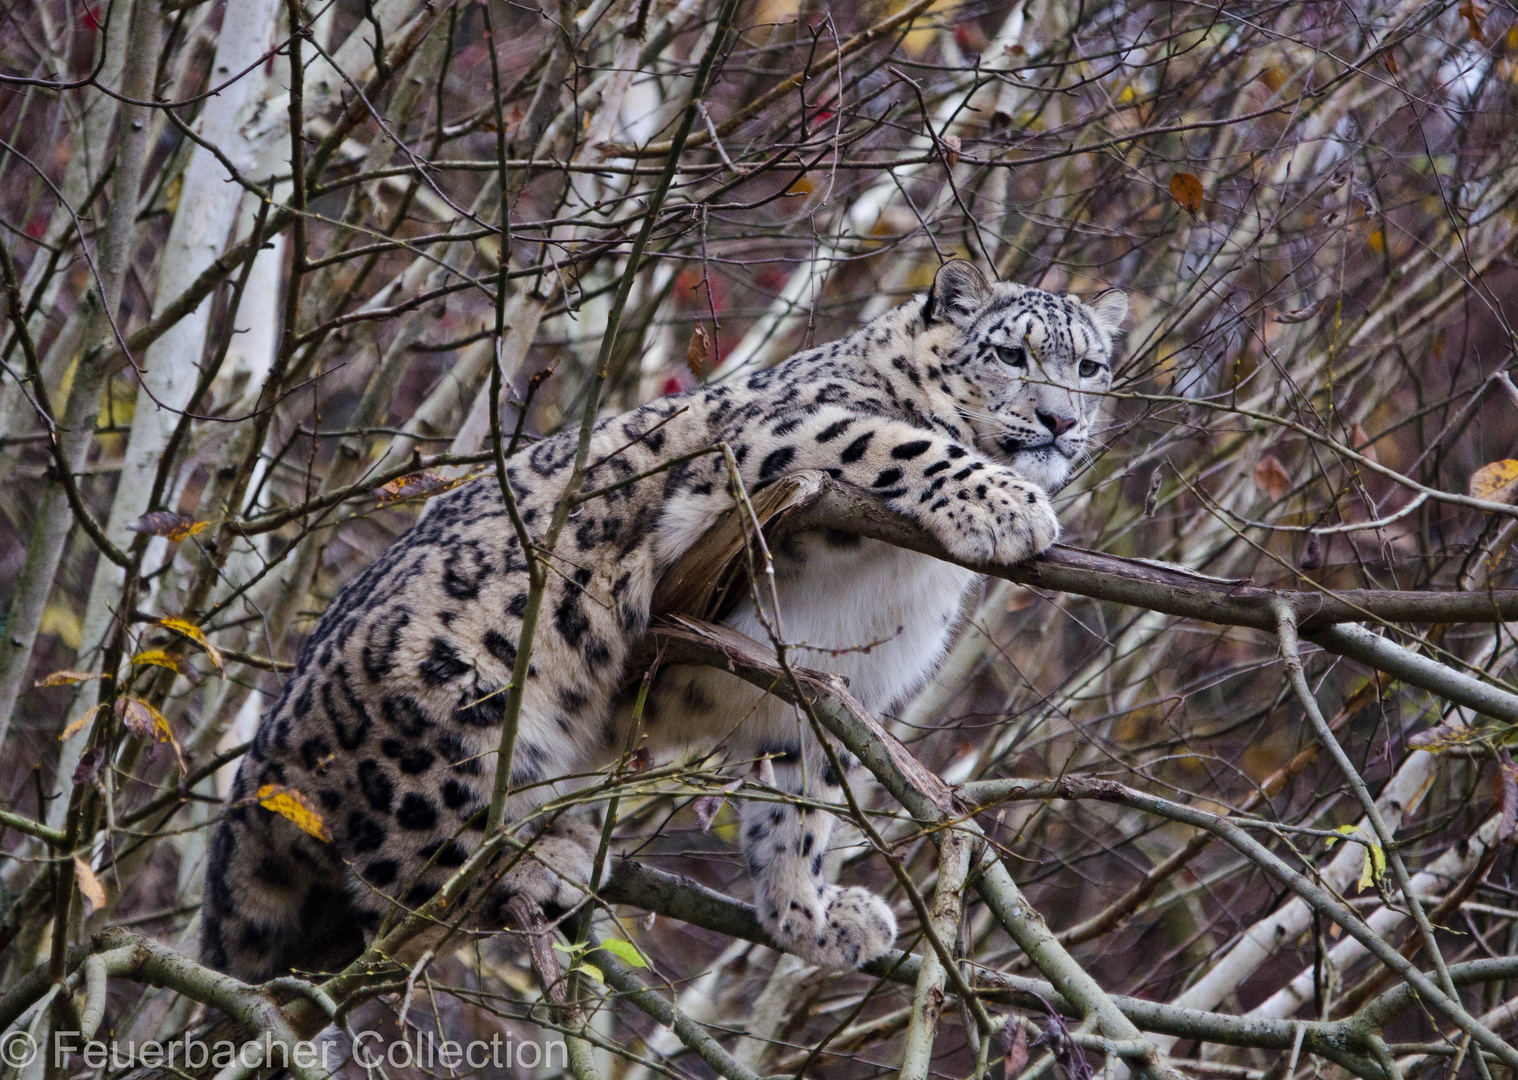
[200,260,1127,979]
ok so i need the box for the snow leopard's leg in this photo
[660,409,1062,573]
[738,736,896,968]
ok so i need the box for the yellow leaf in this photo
[74,858,106,913]
[131,650,182,673]
[35,669,103,688]
[128,512,211,542]
[1367,228,1385,254]
[257,783,332,842]
[59,706,102,742]
[1169,172,1204,214]
[117,697,172,743]
[898,0,955,56]
[1470,460,1518,503]
[1358,841,1387,892]
[1327,823,1361,847]
[1407,724,1482,753]
[40,604,83,650]
[158,616,223,675]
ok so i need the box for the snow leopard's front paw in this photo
[926,471,1060,567]
[769,886,898,969]
[497,818,604,916]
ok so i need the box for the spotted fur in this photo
[201,261,1126,977]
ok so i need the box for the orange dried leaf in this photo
[257,783,332,842]
[128,511,210,542]
[35,669,103,688]
[1253,454,1293,502]
[1470,460,1518,502]
[686,324,710,381]
[1169,172,1204,214]
[159,616,223,674]
[74,858,106,913]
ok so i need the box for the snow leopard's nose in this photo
[1036,409,1077,437]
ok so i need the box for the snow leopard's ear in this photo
[924,260,991,327]
[1085,288,1129,334]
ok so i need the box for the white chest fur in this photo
[724,533,979,712]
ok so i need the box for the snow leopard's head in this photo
[922,260,1127,493]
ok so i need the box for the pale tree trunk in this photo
[0,0,135,452]
[0,0,157,750]
[47,0,284,829]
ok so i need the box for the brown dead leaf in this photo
[73,745,106,785]
[1253,454,1293,502]
[686,324,710,382]
[1299,533,1323,571]
[1350,423,1379,465]
[35,669,103,688]
[1169,172,1204,214]
[692,780,742,832]
[1002,1016,1029,1080]
[1470,460,1518,503]
[1460,0,1487,41]
[1498,749,1518,842]
[128,511,210,543]
[74,858,106,914]
[941,133,962,168]
[158,616,223,675]
[257,783,332,842]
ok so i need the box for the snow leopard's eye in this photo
[1079,359,1102,378]
[996,344,1027,368]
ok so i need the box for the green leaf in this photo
[575,963,605,984]
[598,938,648,968]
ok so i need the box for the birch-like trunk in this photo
[46,0,284,827]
